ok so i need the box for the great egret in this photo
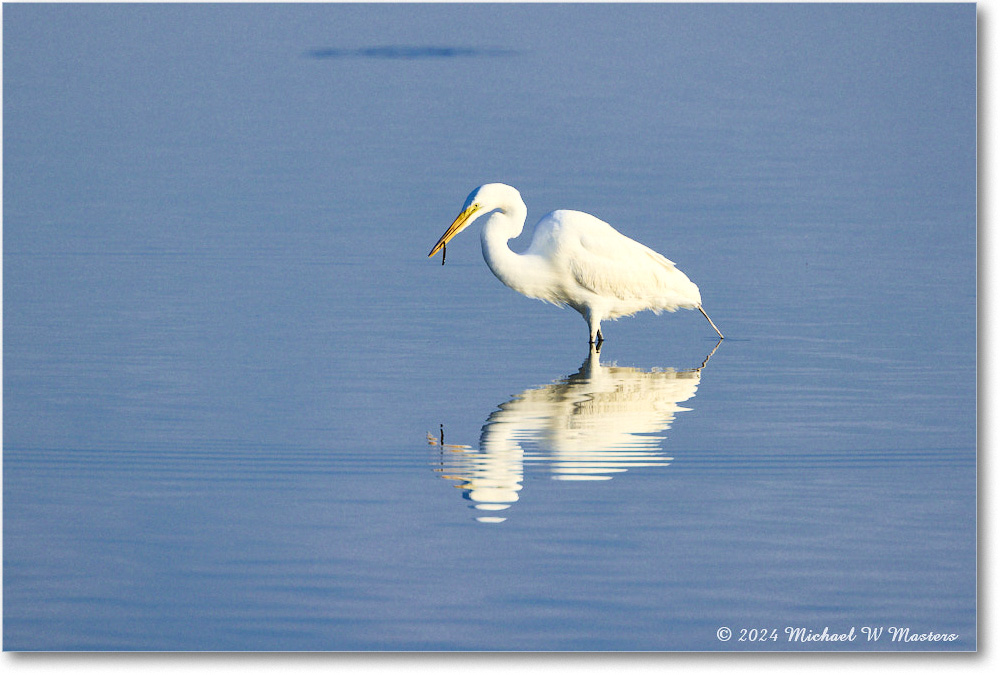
[429,183,723,345]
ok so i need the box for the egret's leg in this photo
[591,329,604,353]
[698,305,724,339]
[587,313,602,346]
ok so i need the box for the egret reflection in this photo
[431,341,721,522]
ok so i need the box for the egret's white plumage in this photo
[429,183,723,344]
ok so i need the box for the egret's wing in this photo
[552,214,700,308]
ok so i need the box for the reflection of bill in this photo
[430,341,721,523]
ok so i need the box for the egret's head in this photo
[428,184,513,259]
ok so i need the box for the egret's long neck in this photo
[480,202,534,294]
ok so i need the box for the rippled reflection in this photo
[431,341,721,522]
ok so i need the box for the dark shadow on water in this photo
[305,45,518,60]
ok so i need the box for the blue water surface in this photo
[3,3,976,651]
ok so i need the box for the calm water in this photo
[3,3,976,651]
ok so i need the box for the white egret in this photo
[429,183,723,345]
